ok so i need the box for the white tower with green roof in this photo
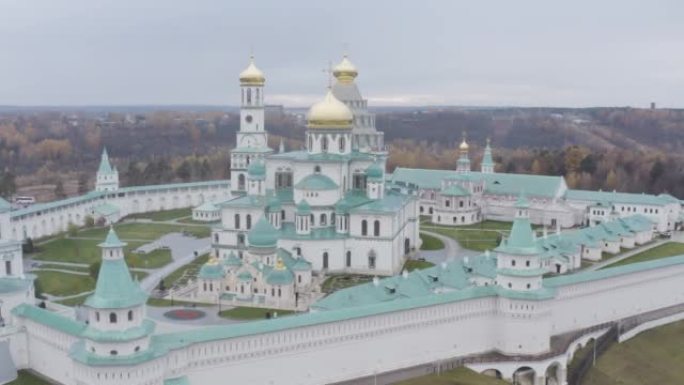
[481,138,495,173]
[231,56,273,194]
[494,192,544,291]
[456,132,471,174]
[95,148,119,192]
[82,227,153,358]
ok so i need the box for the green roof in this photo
[99,227,127,248]
[0,275,34,294]
[238,271,253,281]
[0,197,11,213]
[222,251,243,267]
[495,216,539,255]
[164,377,190,385]
[565,189,674,206]
[98,148,115,174]
[515,191,530,208]
[248,216,279,248]
[441,184,470,197]
[266,195,282,212]
[94,202,120,216]
[482,143,494,166]
[265,265,294,285]
[366,163,384,179]
[198,263,225,279]
[295,174,338,190]
[247,160,266,179]
[12,304,86,336]
[296,199,312,215]
[195,201,219,212]
[351,190,413,214]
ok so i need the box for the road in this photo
[139,233,211,292]
[419,230,481,264]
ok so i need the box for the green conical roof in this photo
[297,199,312,215]
[99,227,127,248]
[98,148,115,174]
[482,140,494,166]
[515,191,530,208]
[85,229,146,309]
[248,216,279,248]
[495,216,538,255]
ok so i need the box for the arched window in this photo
[314,165,321,173]
[331,213,336,224]
[323,252,329,269]
[128,310,133,321]
[361,220,368,236]
[214,234,219,243]
[310,214,314,225]
[238,233,245,246]
[235,214,240,229]
[346,251,351,267]
[238,174,245,190]
[281,210,285,220]
[110,350,118,356]
[321,136,328,152]
[320,213,327,225]
[339,136,346,151]
[95,312,100,322]
[255,88,260,104]
[109,312,117,324]
[374,220,380,236]
[246,88,252,104]
[246,214,252,229]
[308,136,313,150]
[368,250,376,269]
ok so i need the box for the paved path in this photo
[418,230,480,264]
[139,233,211,292]
[32,268,88,276]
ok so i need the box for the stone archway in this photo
[545,362,564,385]
[482,368,503,379]
[513,366,536,385]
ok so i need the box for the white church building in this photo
[1,55,684,385]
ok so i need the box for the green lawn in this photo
[584,319,684,385]
[420,233,445,250]
[34,270,95,297]
[428,227,502,252]
[125,208,192,221]
[404,259,435,271]
[127,249,173,269]
[161,253,210,289]
[218,307,294,320]
[7,370,53,385]
[78,222,209,240]
[35,263,89,273]
[178,217,219,225]
[395,367,509,385]
[321,274,374,294]
[602,242,684,269]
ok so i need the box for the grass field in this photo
[602,242,684,269]
[404,259,435,271]
[428,227,502,252]
[395,367,509,385]
[127,249,173,269]
[583,319,684,385]
[146,297,213,307]
[125,208,192,221]
[77,222,209,240]
[34,270,95,296]
[419,233,445,250]
[321,274,374,293]
[218,307,294,320]
[35,263,89,272]
[161,253,210,289]
[6,370,52,385]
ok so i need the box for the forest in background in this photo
[0,106,682,201]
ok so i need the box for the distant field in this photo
[602,242,684,269]
[34,270,95,296]
[584,319,684,385]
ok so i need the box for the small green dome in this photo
[335,199,350,214]
[199,259,225,280]
[366,163,384,179]
[296,199,312,215]
[248,216,279,248]
[247,160,266,179]
[267,195,282,213]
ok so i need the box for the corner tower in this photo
[231,55,273,194]
[95,148,119,192]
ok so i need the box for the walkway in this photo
[139,233,210,292]
[418,230,481,265]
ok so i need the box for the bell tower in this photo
[231,55,272,194]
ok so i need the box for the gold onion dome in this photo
[459,139,469,151]
[239,55,265,85]
[333,55,358,84]
[306,89,353,129]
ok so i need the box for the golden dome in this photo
[459,139,469,151]
[333,55,358,84]
[307,89,353,129]
[239,55,265,85]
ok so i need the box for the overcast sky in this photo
[1,0,682,107]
